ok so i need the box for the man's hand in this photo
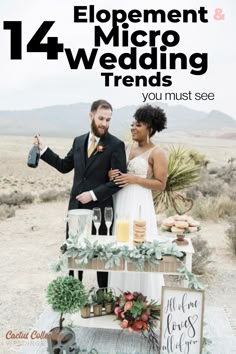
[34,134,45,151]
[76,192,93,204]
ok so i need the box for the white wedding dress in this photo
[108,143,164,303]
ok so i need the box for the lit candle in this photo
[116,219,130,242]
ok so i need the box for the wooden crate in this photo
[68,257,125,271]
[127,256,184,273]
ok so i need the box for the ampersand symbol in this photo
[213,8,225,20]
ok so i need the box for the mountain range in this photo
[0,102,235,138]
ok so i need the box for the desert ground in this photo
[0,134,236,353]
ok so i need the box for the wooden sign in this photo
[160,287,205,354]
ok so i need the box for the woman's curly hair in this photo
[133,104,167,136]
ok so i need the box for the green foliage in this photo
[130,300,145,318]
[178,264,204,290]
[201,336,212,354]
[47,276,87,329]
[54,240,205,294]
[83,287,95,307]
[104,289,115,304]
[91,288,105,305]
[56,240,184,273]
[126,241,184,271]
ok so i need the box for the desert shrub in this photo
[191,195,236,220]
[228,175,236,188]
[0,204,15,220]
[39,190,60,202]
[208,167,218,175]
[186,169,224,201]
[61,187,70,199]
[185,188,203,200]
[216,163,236,184]
[226,218,236,255]
[39,188,70,203]
[0,191,34,206]
[228,187,236,201]
[197,179,226,198]
[191,235,212,274]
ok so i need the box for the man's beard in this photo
[91,119,108,137]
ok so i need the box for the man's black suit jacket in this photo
[41,132,127,228]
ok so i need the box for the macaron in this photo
[171,226,186,233]
[188,226,198,232]
[162,217,175,227]
[189,220,200,227]
[174,221,189,229]
[161,224,171,231]
[174,214,188,221]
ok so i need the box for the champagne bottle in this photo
[27,143,40,168]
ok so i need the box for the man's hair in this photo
[90,99,113,112]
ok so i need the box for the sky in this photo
[0,0,235,118]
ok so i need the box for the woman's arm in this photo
[114,148,168,190]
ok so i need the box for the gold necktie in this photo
[87,135,96,157]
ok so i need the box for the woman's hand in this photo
[114,173,137,187]
[108,169,120,181]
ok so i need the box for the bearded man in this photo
[36,99,126,288]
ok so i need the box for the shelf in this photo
[70,313,121,330]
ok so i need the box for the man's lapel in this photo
[76,133,88,172]
[85,134,108,170]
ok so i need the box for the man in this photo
[36,99,127,288]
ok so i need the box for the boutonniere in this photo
[94,144,106,155]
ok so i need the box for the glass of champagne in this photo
[104,207,113,236]
[93,208,101,236]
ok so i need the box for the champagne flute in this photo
[104,207,113,236]
[93,208,101,236]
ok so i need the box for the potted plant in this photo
[80,287,94,318]
[47,276,87,353]
[91,288,105,316]
[104,288,115,314]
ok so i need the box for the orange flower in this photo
[132,321,148,333]
[124,301,133,312]
[120,319,129,328]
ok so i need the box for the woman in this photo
[108,104,168,303]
